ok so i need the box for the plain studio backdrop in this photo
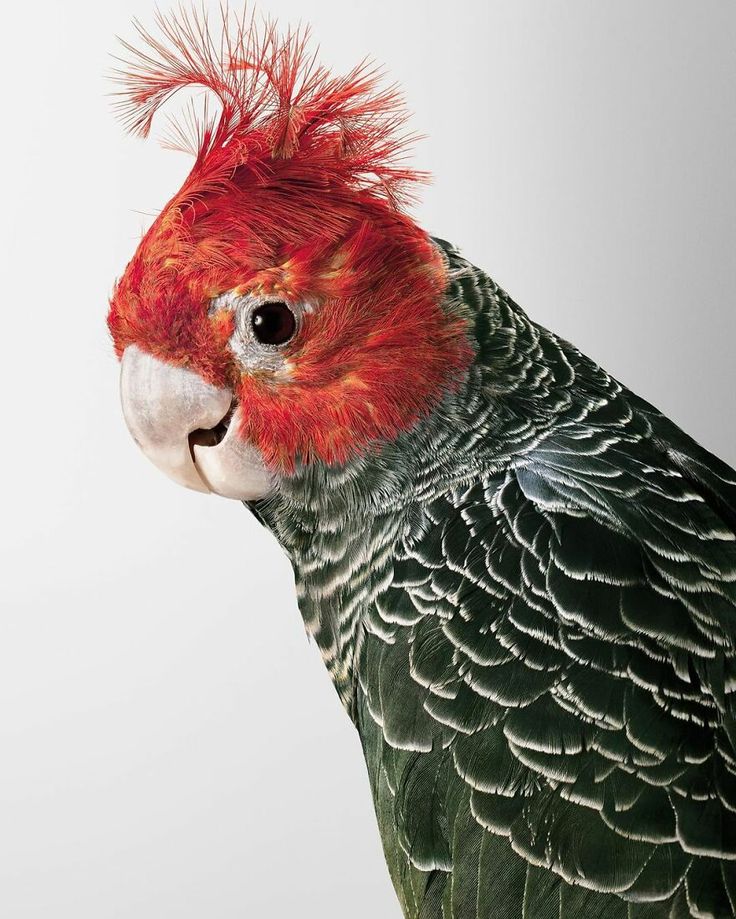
[0,2,734,916]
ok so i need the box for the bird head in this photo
[110,10,473,503]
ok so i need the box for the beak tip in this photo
[120,345,232,496]
[120,346,273,502]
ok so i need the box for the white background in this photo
[1,2,734,916]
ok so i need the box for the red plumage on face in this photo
[108,8,473,471]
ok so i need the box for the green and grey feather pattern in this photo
[254,242,736,918]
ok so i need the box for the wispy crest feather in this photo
[111,5,425,209]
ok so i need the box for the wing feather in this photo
[353,251,736,917]
[358,417,736,918]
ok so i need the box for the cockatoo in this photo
[109,10,736,918]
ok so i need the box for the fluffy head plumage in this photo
[108,7,472,470]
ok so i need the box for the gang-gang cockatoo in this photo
[109,10,736,918]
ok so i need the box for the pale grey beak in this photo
[119,345,273,501]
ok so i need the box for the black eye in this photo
[251,301,297,346]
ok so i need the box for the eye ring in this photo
[250,301,297,346]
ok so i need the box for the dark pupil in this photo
[251,301,296,345]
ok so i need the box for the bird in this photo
[109,9,736,918]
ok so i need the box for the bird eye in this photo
[251,301,296,346]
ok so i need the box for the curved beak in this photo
[119,345,273,500]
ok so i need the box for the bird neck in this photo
[251,492,405,714]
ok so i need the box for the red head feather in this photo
[109,7,472,470]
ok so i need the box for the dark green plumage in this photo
[254,240,736,918]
